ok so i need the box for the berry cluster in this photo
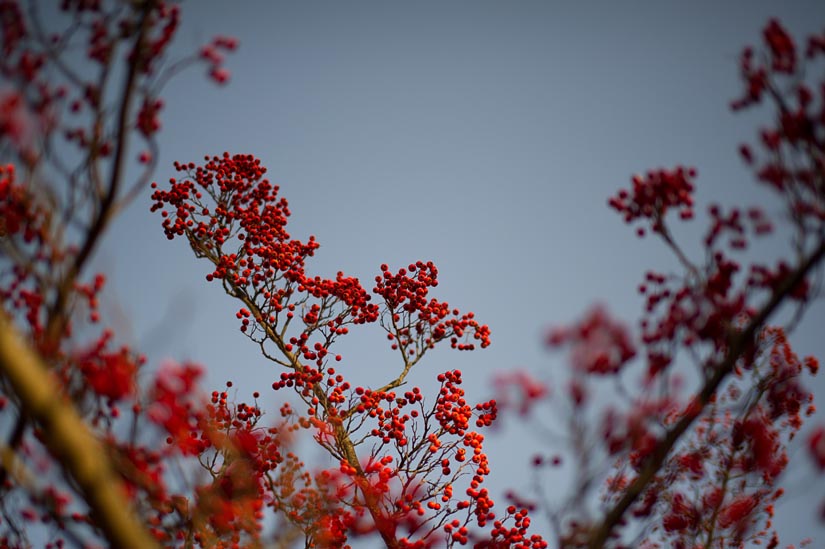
[149,153,547,546]
[375,262,491,355]
[608,166,696,236]
[547,306,636,375]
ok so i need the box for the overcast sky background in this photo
[91,1,825,544]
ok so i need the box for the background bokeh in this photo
[91,1,825,544]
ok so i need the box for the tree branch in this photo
[0,310,159,548]
[585,237,825,549]
[45,0,155,347]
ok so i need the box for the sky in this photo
[89,1,825,545]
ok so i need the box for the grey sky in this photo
[95,1,825,544]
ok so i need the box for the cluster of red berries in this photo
[547,305,636,375]
[374,262,491,353]
[607,166,696,236]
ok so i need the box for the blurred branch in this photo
[45,0,155,347]
[585,237,825,549]
[0,310,159,549]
